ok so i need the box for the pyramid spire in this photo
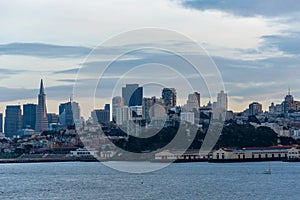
[40,79,45,94]
[36,79,48,132]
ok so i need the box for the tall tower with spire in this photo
[35,79,48,132]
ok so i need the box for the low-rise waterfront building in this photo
[154,150,210,162]
[287,147,300,160]
[212,146,291,162]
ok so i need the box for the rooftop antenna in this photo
[288,87,291,95]
[70,93,74,103]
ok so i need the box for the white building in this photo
[116,106,131,125]
[212,147,290,160]
[287,147,300,160]
[181,112,195,125]
[291,129,300,138]
[112,96,124,121]
[186,92,200,112]
[217,90,228,111]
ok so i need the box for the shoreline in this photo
[1,157,299,164]
[0,156,99,164]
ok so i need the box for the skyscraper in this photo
[0,113,3,133]
[112,96,124,122]
[91,109,110,124]
[91,104,111,124]
[162,88,177,108]
[186,92,200,111]
[4,105,22,137]
[122,84,143,106]
[104,104,110,111]
[59,101,80,126]
[35,79,48,132]
[47,113,59,124]
[281,90,300,115]
[143,97,156,123]
[217,90,228,111]
[22,104,37,129]
[115,106,131,125]
[249,102,263,116]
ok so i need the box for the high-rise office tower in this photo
[35,79,48,132]
[281,89,300,115]
[4,105,22,137]
[91,109,110,124]
[47,113,59,124]
[59,101,80,126]
[91,104,111,124]
[162,88,177,108]
[217,90,228,111]
[112,96,124,122]
[0,113,3,133]
[22,104,37,129]
[115,106,131,125]
[143,97,156,123]
[249,102,263,116]
[122,84,143,106]
[186,92,200,111]
[104,104,110,111]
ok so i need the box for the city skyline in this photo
[1,79,300,137]
[0,79,299,119]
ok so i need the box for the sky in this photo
[0,0,300,118]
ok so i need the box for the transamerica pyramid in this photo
[35,79,48,132]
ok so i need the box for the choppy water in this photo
[0,161,299,200]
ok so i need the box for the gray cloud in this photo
[51,44,300,101]
[54,68,79,74]
[0,43,92,58]
[178,0,300,17]
[0,68,28,74]
[213,55,300,101]
[261,32,300,55]
[0,84,75,102]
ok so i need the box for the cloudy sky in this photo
[0,0,300,118]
